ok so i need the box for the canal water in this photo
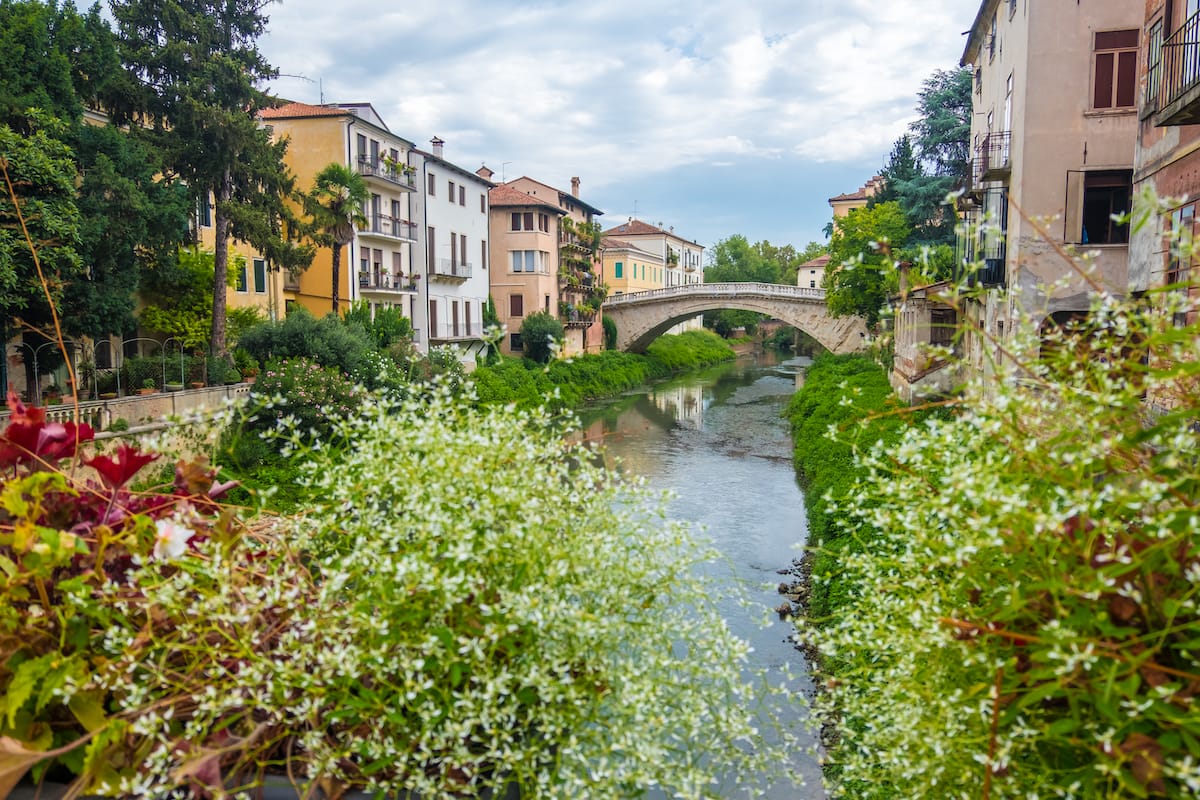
[574,350,825,799]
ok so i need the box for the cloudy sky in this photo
[245,1,979,250]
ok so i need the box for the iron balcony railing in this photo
[358,272,418,292]
[1157,11,1200,124]
[355,155,416,188]
[431,259,472,280]
[363,215,417,240]
[972,131,1011,186]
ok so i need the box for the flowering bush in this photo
[802,252,1200,794]
[1,387,801,798]
[249,356,366,436]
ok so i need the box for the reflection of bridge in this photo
[603,283,869,353]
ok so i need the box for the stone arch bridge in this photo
[602,283,869,354]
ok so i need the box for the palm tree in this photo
[304,163,369,314]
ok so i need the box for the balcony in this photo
[1155,12,1200,126]
[359,272,418,294]
[562,308,597,329]
[429,323,479,342]
[430,259,472,281]
[361,215,417,241]
[972,131,1011,184]
[559,269,601,295]
[355,155,416,190]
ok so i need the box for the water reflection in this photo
[574,351,824,799]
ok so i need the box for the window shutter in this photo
[1094,52,1115,109]
[1115,50,1137,107]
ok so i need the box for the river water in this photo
[574,350,825,799]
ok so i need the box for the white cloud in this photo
[261,0,975,185]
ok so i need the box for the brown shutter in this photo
[1115,50,1137,107]
[1094,53,1114,108]
[510,294,524,317]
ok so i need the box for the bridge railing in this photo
[604,282,826,306]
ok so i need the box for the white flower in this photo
[153,518,195,561]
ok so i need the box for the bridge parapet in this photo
[605,282,826,306]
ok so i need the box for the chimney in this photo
[430,136,444,158]
[476,164,494,180]
[570,176,580,197]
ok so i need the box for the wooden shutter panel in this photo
[1115,50,1137,107]
[1094,52,1114,109]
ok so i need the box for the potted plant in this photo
[137,379,158,396]
[43,384,63,405]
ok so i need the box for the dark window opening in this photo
[1081,170,1132,244]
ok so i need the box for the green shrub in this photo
[602,314,617,350]
[238,307,374,375]
[119,355,159,394]
[249,357,366,437]
[518,311,564,364]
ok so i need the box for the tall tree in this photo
[111,0,279,358]
[303,163,368,315]
[824,201,911,325]
[704,234,781,284]
[874,68,972,250]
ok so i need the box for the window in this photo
[544,294,550,313]
[430,300,438,334]
[252,258,266,294]
[460,233,467,266]
[428,172,436,196]
[511,212,536,231]
[614,261,623,278]
[450,231,457,267]
[511,250,545,273]
[480,194,486,213]
[459,185,465,206]
[356,133,367,160]
[510,333,523,351]
[465,301,472,336]
[538,213,549,232]
[1169,203,1196,326]
[427,227,436,271]
[1093,30,1138,109]
[236,262,247,292]
[974,67,982,97]
[452,300,460,337]
[1147,19,1164,110]
[1079,170,1132,245]
[481,240,487,270]
[510,294,524,317]
[988,13,996,62]
[930,309,957,347]
[198,196,212,228]
[448,180,456,201]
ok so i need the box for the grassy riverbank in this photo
[472,330,736,409]
[785,353,917,621]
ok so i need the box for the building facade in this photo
[488,177,604,357]
[409,138,494,362]
[958,0,1140,380]
[259,102,420,324]
[1132,0,1200,323]
[601,219,704,288]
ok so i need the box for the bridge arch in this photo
[602,283,869,354]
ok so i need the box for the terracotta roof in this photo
[260,102,349,120]
[828,175,884,204]
[799,254,831,268]
[604,219,665,236]
[488,184,565,213]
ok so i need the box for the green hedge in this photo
[471,330,735,410]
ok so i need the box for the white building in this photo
[409,138,495,365]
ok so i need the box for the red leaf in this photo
[85,444,159,489]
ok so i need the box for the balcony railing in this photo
[362,215,417,240]
[358,272,418,292]
[1156,11,1200,125]
[431,260,472,281]
[562,308,597,329]
[429,323,479,341]
[355,155,416,189]
[559,269,600,294]
[972,131,1011,185]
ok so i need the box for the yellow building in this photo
[601,237,666,295]
[827,175,883,219]
[259,102,419,323]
